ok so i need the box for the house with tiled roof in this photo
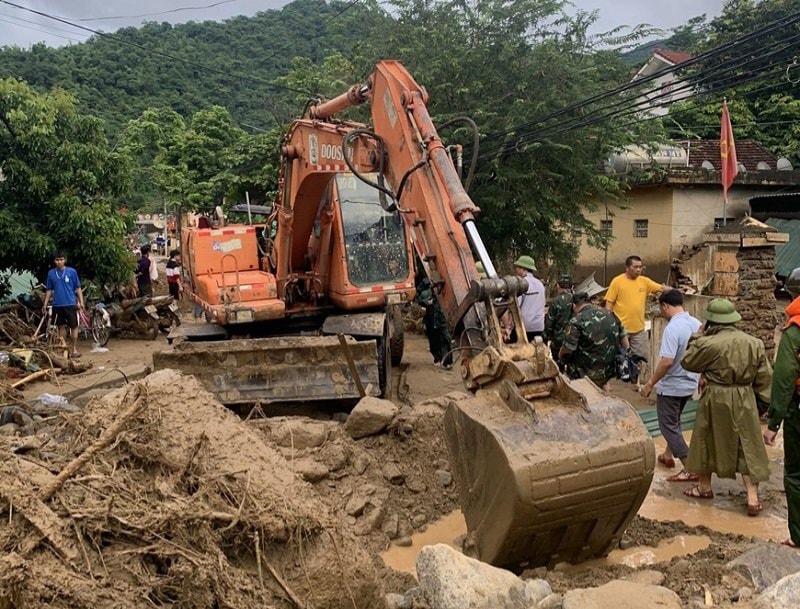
[574,140,800,284]
[631,48,694,117]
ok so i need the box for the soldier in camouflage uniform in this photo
[415,276,454,368]
[558,291,629,388]
[544,274,574,361]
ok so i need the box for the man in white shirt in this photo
[640,289,702,481]
[503,255,545,342]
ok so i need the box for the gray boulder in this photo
[415,543,551,609]
[344,396,398,439]
[754,572,800,609]
[562,580,681,609]
[727,543,800,592]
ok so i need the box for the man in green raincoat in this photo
[764,294,800,548]
[680,298,772,516]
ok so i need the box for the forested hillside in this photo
[0,0,391,136]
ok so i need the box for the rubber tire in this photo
[389,306,405,366]
[378,320,392,398]
[91,310,110,347]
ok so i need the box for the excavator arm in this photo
[309,61,655,570]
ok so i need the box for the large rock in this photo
[344,396,398,439]
[415,543,551,609]
[271,418,329,449]
[562,581,681,609]
[754,572,800,609]
[726,544,800,592]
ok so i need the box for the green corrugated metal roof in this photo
[766,217,800,277]
[1,270,37,302]
[638,400,697,437]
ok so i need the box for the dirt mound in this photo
[0,369,384,609]
[249,393,466,586]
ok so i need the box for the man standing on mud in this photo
[42,251,85,359]
[765,295,800,548]
[605,255,670,360]
[640,289,701,480]
[544,274,573,362]
[680,298,771,517]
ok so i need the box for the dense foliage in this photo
[667,0,800,160]
[0,78,133,287]
[4,0,793,276]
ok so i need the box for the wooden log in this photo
[10,369,50,389]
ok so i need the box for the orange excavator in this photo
[154,60,654,569]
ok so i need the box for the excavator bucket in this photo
[444,378,654,569]
[153,336,380,405]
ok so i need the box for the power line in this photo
[0,9,89,38]
[72,0,243,22]
[476,43,800,161]
[479,9,800,149]
[0,0,315,97]
[0,15,83,43]
[257,0,365,69]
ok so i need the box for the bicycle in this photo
[41,304,111,353]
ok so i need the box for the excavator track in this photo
[444,378,654,569]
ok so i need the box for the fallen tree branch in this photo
[38,386,145,502]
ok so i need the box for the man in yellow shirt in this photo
[605,255,670,359]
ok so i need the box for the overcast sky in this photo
[0,0,725,48]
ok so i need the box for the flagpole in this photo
[722,97,727,225]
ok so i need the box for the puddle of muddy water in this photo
[382,431,788,576]
[382,511,466,574]
[556,534,711,572]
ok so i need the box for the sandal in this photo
[71,352,81,359]
[781,538,798,548]
[657,454,675,469]
[747,502,764,517]
[667,470,700,482]
[683,485,714,499]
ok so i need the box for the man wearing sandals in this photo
[764,294,800,548]
[680,298,772,517]
[42,251,85,359]
[640,289,701,481]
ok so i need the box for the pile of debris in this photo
[0,370,384,609]
[0,304,93,405]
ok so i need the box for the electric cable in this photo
[477,30,800,159]
[477,53,796,160]
[480,9,800,145]
[72,0,242,22]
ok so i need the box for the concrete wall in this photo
[576,186,674,285]
[671,187,754,249]
[575,185,759,286]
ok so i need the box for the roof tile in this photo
[684,139,777,171]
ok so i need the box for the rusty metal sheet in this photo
[322,312,385,337]
[153,335,379,404]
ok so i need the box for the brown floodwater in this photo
[381,430,789,576]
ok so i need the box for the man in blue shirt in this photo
[640,289,702,481]
[42,251,85,358]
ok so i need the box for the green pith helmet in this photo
[702,298,742,324]
[513,255,537,272]
[476,261,488,278]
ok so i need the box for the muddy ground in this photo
[5,321,793,608]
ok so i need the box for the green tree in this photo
[667,0,800,160]
[0,78,132,288]
[322,0,662,268]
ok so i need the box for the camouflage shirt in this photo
[544,290,573,350]
[561,304,626,385]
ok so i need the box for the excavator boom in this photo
[309,61,654,569]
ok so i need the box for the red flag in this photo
[720,100,738,203]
